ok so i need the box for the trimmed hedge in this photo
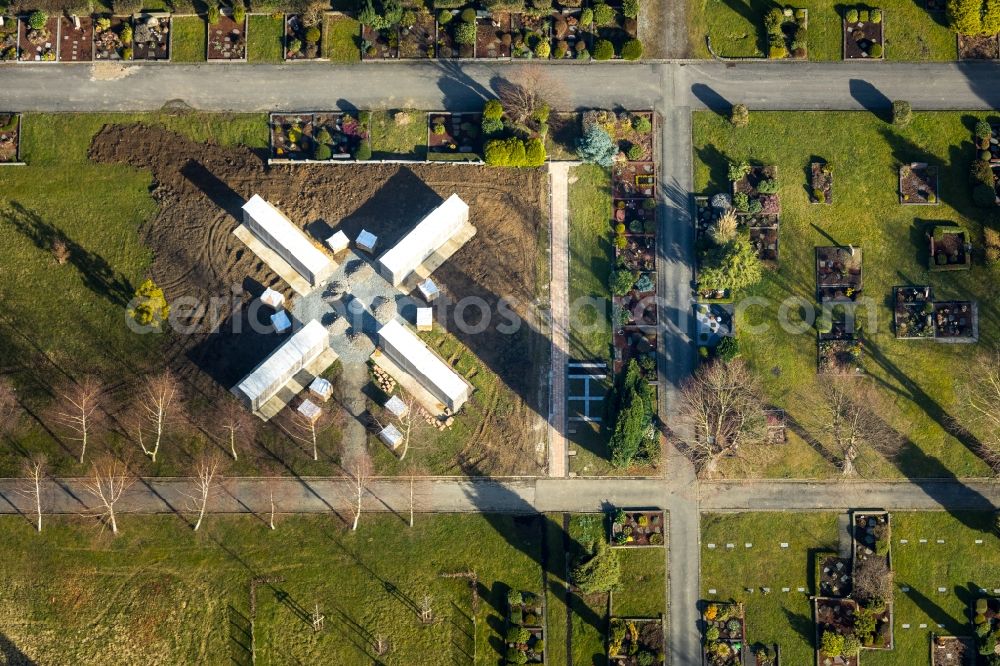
[484,137,546,167]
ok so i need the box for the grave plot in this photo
[930,635,974,666]
[207,12,246,60]
[269,113,314,160]
[816,246,862,301]
[435,11,459,58]
[18,13,58,61]
[695,303,732,348]
[894,286,935,339]
[851,510,893,649]
[132,13,170,61]
[0,113,23,164]
[615,233,655,271]
[93,16,132,60]
[764,408,786,443]
[511,13,548,59]
[818,338,863,375]
[933,301,978,341]
[810,161,833,204]
[974,122,1000,164]
[749,224,778,265]
[694,194,728,240]
[929,225,971,271]
[361,24,397,59]
[843,8,884,59]
[752,644,780,665]
[608,618,665,663]
[285,13,322,60]
[614,198,657,236]
[765,7,808,59]
[613,161,656,199]
[58,15,93,62]
[609,509,665,547]
[958,33,999,60]
[584,109,655,161]
[312,112,370,161]
[732,164,780,220]
[506,589,545,664]
[550,9,584,60]
[593,3,632,60]
[475,11,512,58]
[567,362,608,424]
[427,112,483,161]
[900,162,939,204]
[702,602,747,665]
[613,329,656,378]
[971,597,1000,661]
[815,551,851,596]
[398,11,434,58]
[613,273,656,327]
[813,597,861,666]
[0,17,17,60]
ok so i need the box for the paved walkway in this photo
[547,162,572,478]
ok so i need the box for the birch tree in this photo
[218,397,255,461]
[52,376,105,464]
[19,454,46,532]
[954,347,1000,474]
[186,451,223,531]
[371,395,425,461]
[342,449,372,531]
[132,371,182,463]
[809,379,902,477]
[673,359,770,477]
[282,403,332,462]
[83,455,134,534]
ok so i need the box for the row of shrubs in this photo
[844,7,882,23]
[972,119,998,207]
[764,6,807,59]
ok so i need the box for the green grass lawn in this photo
[169,16,206,62]
[693,110,999,479]
[324,13,360,62]
[247,14,285,62]
[369,109,428,160]
[689,0,956,60]
[614,548,667,617]
[0,513,542,664]
[702,511,1000,665]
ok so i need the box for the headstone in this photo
[901,586,910,592]
[781,587,790,592]
[975,539,984,544]
[708,588,716,594]
[762,587,770,594]
[900,539,908,544]
[797,587,805,592]
[919,623,927,628]
[936,539,944,544]
[726,543,734,549]
[707,543,716,549]
[919,539,928,544]
[780,542,788,548]
[745,543,752,548]
[938,587,946,593]
[902,623,910,629]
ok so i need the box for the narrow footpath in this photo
[547,162,572,478]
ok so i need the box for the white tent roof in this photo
[326,230,349,252]
[241,195,332,280]
[416,307,433,329]
[378,319,468,406]
[379,194,468,285]
[235,319,328,403]
[379,423,403,448]
[298,399,321,420]
[384,394,409,417]
[260,287,284,309]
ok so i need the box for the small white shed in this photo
[384,394,409,418]
[260,287,285,310]
[297,399,322,423]
[326,230,349,254]
[416,307,433,331]
[418,278,440,302]
[271,310,292,333]
[379,423,403,450]
[356,229,378,254]
[309,376,333,402]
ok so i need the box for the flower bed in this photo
[732,164,779,219]
[816,553,853,597]
[703,602,746,666]
[550,9,585,59]
[843,7,884,60]
[59,16,93,62]
[970,597,1000,661]
[207,12,246,60]
[613,329,656,378]
[816,246,862,301]
[93,16,132,61]
[810,161,833,204]
[958,33,999,60]
[613,161,656,199]
[818,338,863,375]
[398,11,434,58]
[506,590,544,664]
[753,643,780,665]
[814,597,861,666]
[0,17,17,60]
[583,109,654,161]
[285,13,322,60]
[428,112,482,161]
[614,198,657,236]
[930,634,974,666]
[929,226,971,271]
[0,112,22,163]
[313,112,370,160]
[894,286,935,339]
[609,618,665,664]
[476,12,512,58]
[900,162,939,204]
[609,509,664,547]
[615,233,655,271]
[270,113,314,160]
[361,24,397,59]
[933,301,977,340]
[19,14,58,61]
[133,13,170,61]
[765,7,807,59]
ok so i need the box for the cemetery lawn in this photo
[693,110,1000,479]
[247,14,285,62]
[702,511,1000,666]
[688,0,956,60]
[0,513,542,665]
[324,14,361,62]
[369,109,428,160]
[169,16,206,62]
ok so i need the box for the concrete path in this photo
[547,162,572,478]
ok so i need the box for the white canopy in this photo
[379,423,403,449]
[260,287,285,309]
[241,195,333,286]
[384,394,409,418]
[270,310,291,333]
[378,319,470,412]
[235,319,329,411]
[379,194,469,286]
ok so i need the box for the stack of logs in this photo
[372,365,397,394]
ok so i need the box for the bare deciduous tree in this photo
[51,376,105,464]
[185,451,224,531]
[953,347,1000,474]
[132,371,182,463]
[370,395,426,462]
[418,594,434,624]
[853,556,893,603]
[342,449,372,531]
[673,359,770,477]
[19,453,46,532]
[281,403,333,462]
[372,633,390,656]
[217,397,255,461]
[497,65,565,123]
[809,379,902,477]
[83,455,134,534]
[310,603,325,632]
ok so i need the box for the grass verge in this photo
[169,16,206,62]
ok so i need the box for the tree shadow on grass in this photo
[783,607,815,644]
[695,144,732,194]
[903,585,961,630]
[0,632,37,666]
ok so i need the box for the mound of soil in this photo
[88,123,548,474]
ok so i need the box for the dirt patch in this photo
[88,123,548,475]
[958,33,998,59]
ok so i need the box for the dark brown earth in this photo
[88,123,549,475]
